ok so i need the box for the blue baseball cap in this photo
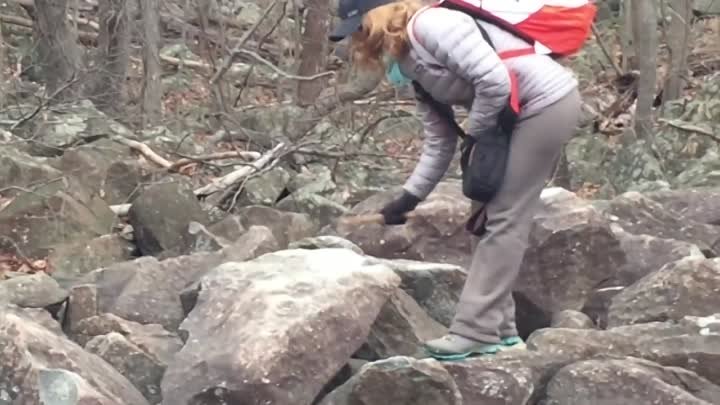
[329,0,394,42]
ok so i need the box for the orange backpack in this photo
[408,0,597,115]
[437,0,597,59]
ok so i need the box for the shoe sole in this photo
[501,337,524,346]
[425,340,526,361]
[424,344,502,361]
[502,342,527,351]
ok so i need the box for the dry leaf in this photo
[32,259,47,270]
[0,196,12,211]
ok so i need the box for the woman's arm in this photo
[402,98,459,200]
[412,7,511,138]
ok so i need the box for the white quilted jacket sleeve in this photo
[402,98,459,200]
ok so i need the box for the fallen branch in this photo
[0,13,33,28]
[10,0,95,10]
[143,54,258,79]
[0,7,98,30]
[167,150,261,171]
[0,13,98,44]
[70,14,99,30]
[221,153,281,209]
[110,133,265,174]
[108,148,272,215]
[109,203,131,216]
[157,54,214,72]
[194,142,286,198]
[111,136,173,168]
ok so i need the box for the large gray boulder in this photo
[127,177,211,257]
[607,257,720,327]
[69,313,183,404]
[609,223,704,286]
[320,356,462,405]
[527,315,720,386]
[322,312,720,404]
[67,226,278,331]
[513,188,626,336]
[0,272,67,309]
[364,257,466,327]
[592,191,720,255]
[0,305,149,405]
[358,288,447,360]
[0,177,115,259]
[160,248,401,405]
[544,357,720,405]
[0,146,62,194]
[644,187,720,225]
[235,205,319,248]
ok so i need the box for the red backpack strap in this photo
[498,48,536,60]
[506,70,521,115]
[473,20,523,115]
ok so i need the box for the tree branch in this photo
[167,150,261,171]
[237,48,335,81]
[111,136,173,168]
[194,142,286,198]
[208,0,278,85]
[592,23,624,77]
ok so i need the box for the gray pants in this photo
[450,88,582,343]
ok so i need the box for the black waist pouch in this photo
[459,125,511,203]
[459,103,517,203]
[412,82,517,205]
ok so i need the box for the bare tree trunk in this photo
[663,0,692,103]
[295,0,330,106]
[631,0,658,139]
[620,0,636,71]
[90,0,130,115]
[34,0,83,100]
[139,0,162,126]
[0,20,6,108]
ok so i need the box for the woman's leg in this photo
[425,88,582,355]
[466,201,520,344]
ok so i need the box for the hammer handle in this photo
[337,211,418,226]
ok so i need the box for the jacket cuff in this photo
[402,184,430,202]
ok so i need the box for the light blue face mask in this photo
[385,59,411,88]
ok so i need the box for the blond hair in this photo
[350,0,425,70]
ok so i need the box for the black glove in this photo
[380,191,421,225]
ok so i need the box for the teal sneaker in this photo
[500,336,526,351]
[423,334,503,361]
[501,336,524,346]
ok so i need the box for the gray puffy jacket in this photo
[397,6,579,200]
